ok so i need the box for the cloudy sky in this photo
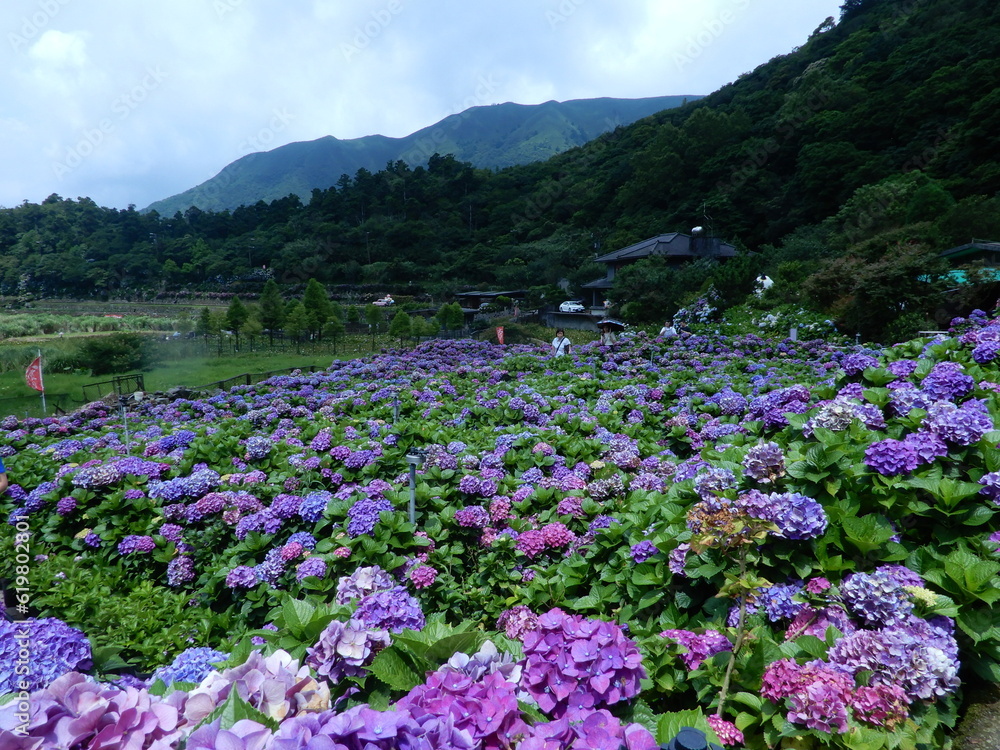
[0,0,843,211]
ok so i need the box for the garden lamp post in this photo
[405,449,426,525]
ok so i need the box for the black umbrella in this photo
[597,318,626,331]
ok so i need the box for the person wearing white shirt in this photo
[551,329,572,356]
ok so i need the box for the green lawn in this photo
[0,333,402,419]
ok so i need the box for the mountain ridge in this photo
[144,95,699,215]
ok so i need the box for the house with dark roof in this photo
[581,231,737,309]
[938,239,1000,285]
[939,239,1000,265]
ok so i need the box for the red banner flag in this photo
[26,356,44,392]
[496,326,505,345]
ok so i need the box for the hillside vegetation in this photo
[144,95,696,215]
[1,0,999,341]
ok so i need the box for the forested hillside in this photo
[2,0,999,340]
[145,95,696,216]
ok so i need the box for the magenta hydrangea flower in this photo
[762,658,853,734]
[706,714,745,747]
[541,522,574,548]
[497,605,539,640]
[409,565,437,589]
[660,629,732,670]
[515,529,546,559]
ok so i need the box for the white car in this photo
[559,301,585,313]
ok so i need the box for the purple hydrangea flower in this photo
[306,618,391,683]
[630,541,659,564]
[167,556,195,587]
[743,441,785,483]
[151,646,228,685]
[225,565,258,589]
[865,439,919,476]
[117,535,156,555]
[355,586,425,633]
[520,608,645,720]
[347,497,392,537]
[0,617,91,692]
[660,629,732,670]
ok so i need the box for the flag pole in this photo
[38,348,47,416]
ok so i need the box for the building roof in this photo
[581,278,614,289]
[939,240,1000,261]
[594,232,737,263]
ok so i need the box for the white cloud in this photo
[0,0,845,210]
[28,28,87,67]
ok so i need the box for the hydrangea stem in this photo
[717,546,748,718]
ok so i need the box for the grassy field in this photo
[0,333,403,419]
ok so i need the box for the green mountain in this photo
[144,95,697,215]
[6,0,1000,341]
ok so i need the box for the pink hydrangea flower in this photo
[706,715,745,747]
[409,565,437,589]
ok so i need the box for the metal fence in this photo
[81,374,146,402]
[187,366,321,394]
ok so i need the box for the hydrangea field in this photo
[3,310,1000,749]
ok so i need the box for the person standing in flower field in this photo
[551,329,572,356]
[0,455,7,495]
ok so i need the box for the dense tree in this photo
[226,296,250,350]
[259,279,285,343]
[323,316,346,354]
[388,310,411,345]
[195,307,214,340]
[284,301,308,352]
[436,302,465,332]
[302,278,333,339]
[0,0,997,340]
[365,304,383,350]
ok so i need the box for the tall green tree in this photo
[226,295,250,351]
[436,302,465,331]
[195,307,213,340]
[284,300,308,353]
[302,278,333,339]
[323,316,346,355]
[259,278,285,344]
[388,310,412,346]
[365,304,383,350]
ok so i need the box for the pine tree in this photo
[195,307,213,339]
[388,310,412,346]
[284,301,308,353]
[259,279,285,344]
[226,296,250,351]
[302,278,333,339]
